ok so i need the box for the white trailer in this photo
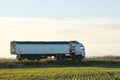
[11,41,85,60]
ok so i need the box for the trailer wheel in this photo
[17,55,22,60]
[56,55,60,60]
[36,55,41,60]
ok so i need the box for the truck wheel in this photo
[71,55,76,60]
[77,55,83,61]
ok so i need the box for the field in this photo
[0,67,120,80]
[0,59,120,80]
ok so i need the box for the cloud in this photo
[0,17,120,58]
[101,24,120,30]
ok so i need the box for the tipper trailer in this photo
[11,41,85,60]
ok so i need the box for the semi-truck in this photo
[11,41,85,60]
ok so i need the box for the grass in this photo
[0,67,120,80]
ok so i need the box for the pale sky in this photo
[0,0,120,58]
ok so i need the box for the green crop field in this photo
[0,67,120,80]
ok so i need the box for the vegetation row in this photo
[0,59,120,68]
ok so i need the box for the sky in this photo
[0,0,120,58]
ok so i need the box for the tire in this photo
[16,55,19,60]
[17,55,22,60]
[61,54,66,60]
[71,55,76,60]
[77,55,83,61]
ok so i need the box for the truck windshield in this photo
[80,46,84,50]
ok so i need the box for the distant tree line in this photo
[85,55,120,60]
